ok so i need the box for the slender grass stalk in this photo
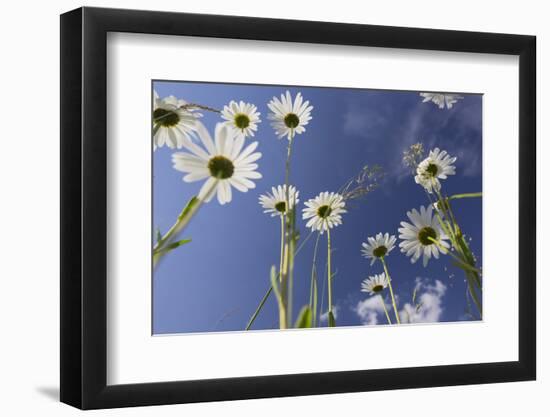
[326,228,334,327]
[465,273,482,315]
[381,257,400,324]
[245,230,315,331]
[279,216,285,283]
[380,295,392,325]
[280,241,289,330]
[427,186,483,318]
[245,287,273,330]
[309,233,321,322]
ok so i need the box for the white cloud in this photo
[354,296,388,325]
[353,278,447,325]
[399,278,447,324]
[319,305,340,323]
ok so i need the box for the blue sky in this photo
[152,81,482,334]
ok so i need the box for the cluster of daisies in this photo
[154,89,346,235]
[154,87,478,326]
[359,145,460,324]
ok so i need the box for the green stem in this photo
[244,230,314,330]
[153,199,202,268]
[279,216,285,283]
[309,232,321,327]
[428,237,481,275]
[245,287,273,330]
[327,228,334,326]
[381,257,400,324]
[380,295,392,325]
[280,130,294,328]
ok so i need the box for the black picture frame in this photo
[60,6,536,410]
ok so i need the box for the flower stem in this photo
[279,130,295,328]
[153,199,202,268]
[327,227,334,326]
[380,295,392,325]
[153,180,218,268]
[381,257,400,324]
[244,231,315,330]
[279,216,285,283]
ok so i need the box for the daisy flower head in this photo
[398,205,450,267]
[361,233,397,265]
[267,90,313,140]
[414,148,457,193]
[302,192,346,234]
[361,273,389,296]
[172,122,262,205]
[419,92,464,109]
[153,91,202,150]
[221,100,261,138]
[258,185,300,217]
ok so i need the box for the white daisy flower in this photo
[221,100,261,138]
[153,91,202,150]
[267,90,313,140]
[302,192,347,234]
[419,92,463,109]
[361,233,397,265]
[361,273,389,296]
[398,205,450,267]
[258,185,300,217]
[414,148,457,193]
[172,122,262,205]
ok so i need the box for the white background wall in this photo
[0,0,545,415]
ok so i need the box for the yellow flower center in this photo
[208,156,234,179]
[153,108,180,127]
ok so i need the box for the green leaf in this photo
[294,306,313,328]
[328,311,336,327]
[155,227,162,244]
[154,238,191,254]
[448,192,482,200]
[179,197,199,220]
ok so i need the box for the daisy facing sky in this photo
[172,122,262,205]
[361,233,397,265]
[302,192,347,234]
[267,90,313,140]
[153,91,202,150]
[258,185,300,217]
[398,205,450,267]
[419,92,464,109]
[414,148,457,193]
[361,273,389,296]
[221,100,261,138]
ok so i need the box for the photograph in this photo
[152,81,483,334]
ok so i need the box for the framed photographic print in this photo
[60,6,536,410]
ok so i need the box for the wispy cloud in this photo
[354,295,388,325]
[353,278,447,325]
[399,278,447,324]
[343,106,388,139]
